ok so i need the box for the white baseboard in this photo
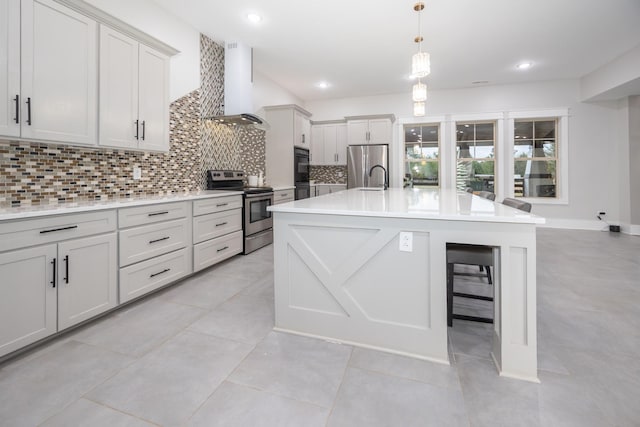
[539,219,640,235]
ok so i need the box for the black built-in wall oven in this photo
[293,147,310,200]
[207,170,273,254]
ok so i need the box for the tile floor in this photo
[0,228,639,426]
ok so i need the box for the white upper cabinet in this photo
[99,26,169,152]
[20,0,98,145]
[310,122,348,165]
[0,0,20,138]
[346,115,394,145]
[293,109,311,148]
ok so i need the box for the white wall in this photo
[253,71,305,115]
[85,0,200,101]
[306,79,624,227]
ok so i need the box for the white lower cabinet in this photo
[57,233,117,330]
[0,231,117,358]
[193,230,243,272]
[0,244,56,357]
[119,247,191,303]
[273,189,295,205]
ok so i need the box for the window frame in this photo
[403,122,442,188]
[506,109,569,205]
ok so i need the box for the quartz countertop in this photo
[269,187,545,224]
[0,190,243,222]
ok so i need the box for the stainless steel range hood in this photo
[205,41,268,129]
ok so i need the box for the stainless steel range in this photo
[207,170,274,254]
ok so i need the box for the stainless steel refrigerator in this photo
[347,144,389,189]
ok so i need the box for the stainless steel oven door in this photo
[244,193,274,236]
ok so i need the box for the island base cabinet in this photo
[0,245,57,358]
[57,233,117,331]
[119,247,191,303]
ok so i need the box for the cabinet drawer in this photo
[119,218,190,267]
[0,210,117,253]
[193,230,243,272]
[193,209,242,244]
[193,196,243,216]
[119,247,192,303]
[118,201,189,228]
[274,190,294,204]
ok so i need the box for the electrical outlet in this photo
[399,232,413,252]
[133,167,142,180]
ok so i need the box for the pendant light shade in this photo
[412,81,427,102]
[412,51,431,78]
[414,101,425,117]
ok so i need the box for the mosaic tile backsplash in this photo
[310,165,347,184]
[0,90,201,207]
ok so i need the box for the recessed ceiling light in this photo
[516,62,533,70]
[316,81,330,89]
[247,13,261,23]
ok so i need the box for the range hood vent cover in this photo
[204,41,268,129]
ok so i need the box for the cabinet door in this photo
[316,186,330,196]
[347,120,369,144]
[293,110,310,148]
[21,0,97,145]
[323,125,338,164]
[0,244,56,358]
[0,0,20,138]
[99,25,139,149]
[138,44,169,152]
[310,125,324,165]
[368,119,392,144]
[335,124,348,165]
[57,233,117,330]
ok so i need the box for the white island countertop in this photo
[269,187,545,225]
[0,190,243,222]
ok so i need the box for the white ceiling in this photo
[151,0,640,101]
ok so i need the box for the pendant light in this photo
[411,2,430,78]
[412,79,427,102]
[414,101,425,117]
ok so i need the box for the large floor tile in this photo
[72,298,207,357]
[0,340,133,427]
[161,268,257,310]
[188,292,274,345]
[456,355,540,427]
[448,320,494,360]
[229,331,352,407]
[40,398,153,427]
[187,381,329,427]
[328,367,469,427]
[87,330,253,426]
[349,347,461,390]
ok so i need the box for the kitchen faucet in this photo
[369,164,388,190]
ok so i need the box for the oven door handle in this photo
[244,192,274,200]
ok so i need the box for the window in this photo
[456,121,496,192]
[404,124,440,187]
[513,119,557,198]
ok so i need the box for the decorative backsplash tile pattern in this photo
[199,34,224,118]
[0,90,201,207]
[239,127,267,181]
[310,165,347,184]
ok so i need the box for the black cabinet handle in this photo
[150,268,171,278]
[14,95,19,123]
[149,236,170,244]
[64,255,69,284]
[26,97,32,125]
[215,222,227,227]
[217,246,229,253]
[39,225,78,234]
[216,203,228,207]
[141,120,146,140]
[51,258,56,288]
[135,119,139,140]
[148,211,169,217]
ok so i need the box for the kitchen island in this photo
[268,188,545,382]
